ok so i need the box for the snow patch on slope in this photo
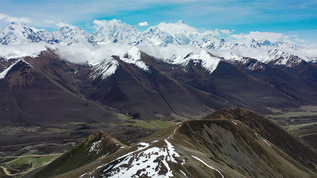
[91,58,119,79]
[263,49,302,67]
[101,140,180,178]
[120,46,149,71]
[89,140,103,155]
[0,59,20,79]
[181,49,221,74]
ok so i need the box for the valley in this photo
[0,107,316,177]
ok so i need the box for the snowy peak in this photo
[0,21,303,51]
[90,20,141,45]
[0,22,41,45]
[91,58,119,80]
[54,25,90,46]
[143,21,198,47]
[240,39,298,49]
[0,22,90,46]
[182,49,221,74]
[91,47,150,80]
[265,49,302,67]
[121,46,150,71]
[154,20,198,35]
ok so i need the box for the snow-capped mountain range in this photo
[0,21,299,49]
[0,20,316,77]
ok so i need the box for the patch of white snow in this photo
[91,58,119,79]
[120,46,150,71]
[89,140,102,154]
[180,49,221,74]
[101,140,180,178]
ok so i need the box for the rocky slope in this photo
[34,108,317,178]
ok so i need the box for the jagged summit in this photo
[54,25,90,46]
[90,19,142,45]
[0,22,41,45]
[180,49,221,74]
[263,48,302,67]
[0,21,300,50]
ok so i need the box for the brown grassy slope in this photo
[54,108,316,178]
[204,108,317,172]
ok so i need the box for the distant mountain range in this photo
[1,47,317,125]
[0,21,299,49]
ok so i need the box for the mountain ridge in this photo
[33,108,317,178]
[0,21,299,51]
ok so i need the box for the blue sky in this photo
[0,0,316,45]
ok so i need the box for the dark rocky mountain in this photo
[0,50,151,155]
[1,49,317,149]
[231,57,317,106]
[0,47,316,177]
[87,53,231,120]
[31,108,317,178]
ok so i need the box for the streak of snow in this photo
[232,121,237,125]
[0,59,20,79]
[164,139,180,163]
[21,59,34,68]
[261,138,271,147]
[254,133,271,147]
[192,155,224,178]
[180,170,187,177]
[79,172,88,178]
[167,123,182,139]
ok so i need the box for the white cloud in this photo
[92,19,122,28]
[0,13,32,23]
[215,28,235,35]
[295,38,306,43]
[44,19,55,24]
[138,21,148,26]
[203,30,221,36]
[0,42,47,60]
[230,31,289,42]
[55,43,132,64]
[56,22,77,29]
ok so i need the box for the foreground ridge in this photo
[33,108,317,178]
